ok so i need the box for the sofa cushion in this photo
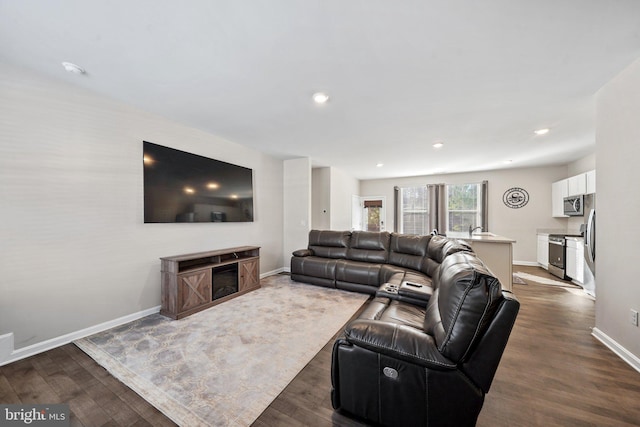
[308,230,351,259]
[423,252,503,363]
[346,231,391,263]
[336,259,382,287]
[290,256,338,280]
[388,234,431,271]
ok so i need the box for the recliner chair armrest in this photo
[292,249,314,257]
[344,319,456,370]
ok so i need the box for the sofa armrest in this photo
[292,249,314,257]
[344,319,455,370]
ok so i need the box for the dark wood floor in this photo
[2,266,640,426]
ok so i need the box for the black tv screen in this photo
[143,141,254,223]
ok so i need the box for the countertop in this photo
[447,232,516,244]
[536,228,582,236]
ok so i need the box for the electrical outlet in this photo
[631,309,639,327]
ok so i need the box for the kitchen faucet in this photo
[468,225,483,236]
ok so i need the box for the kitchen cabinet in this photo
[566,237,584,284]
[537,234,549,269]
[551,179,568,217]
[567,174,587,196]
[586,170,596,194]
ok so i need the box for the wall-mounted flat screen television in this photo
[143,141,254,223]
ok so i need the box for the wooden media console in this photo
[160,246,260,319]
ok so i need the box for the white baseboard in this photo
[260,267,285,278]
[1,270,288,367]
[592,327,640,374]
[0,333,14,362]
[513,261,540,267]
[0,305,161,367]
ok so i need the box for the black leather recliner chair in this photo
[331,252,520,427]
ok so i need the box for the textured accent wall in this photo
[0,63,284,351]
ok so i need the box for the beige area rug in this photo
[514,271,594,299]
[512,273,527,285]
[75,275,369,427]
[514,271,581,288]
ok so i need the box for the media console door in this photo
[239,258,259,291]
[177,269,212,313]
[160,246,260,320]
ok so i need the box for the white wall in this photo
[311,167,330,229]
[567,152,595,176]
[283,158,311,260]
[360,166,569,263]
[311,166,359,231]
[329,167,360,230]
[594,57,640,362]
[0,63,284,354]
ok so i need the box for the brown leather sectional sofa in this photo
[290,229,472,297]
[290,230,520,426]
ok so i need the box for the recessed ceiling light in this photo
[534,128,550,135]
[433,142,444,148]
[312,92,329,104]
[207,182,219,189]
[376,163,384,167]
[184,187,195,194]
[61,61,86,74]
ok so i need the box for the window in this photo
[398,187,428,235]
[446,182,487,233]
[395,181,487,235]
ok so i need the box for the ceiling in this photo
[2,1,640,180]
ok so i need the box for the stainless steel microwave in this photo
[563,195,584,216]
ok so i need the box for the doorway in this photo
[352,196,386,231]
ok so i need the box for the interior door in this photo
[362,197,386,232]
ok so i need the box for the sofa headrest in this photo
[427,235,472,263]
[308,230,351,259]
[390,233,431,256]
[351,231,391,250]
[423,252,504,363]
[309,229,351,247]
[347,231,391,263]
[387,233,431,271]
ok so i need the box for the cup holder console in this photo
[381,283,399,294]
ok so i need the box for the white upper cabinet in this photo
[551,170,595,217]
[551,179,568,217]
[567,173,587,196]
[586,169,596,194]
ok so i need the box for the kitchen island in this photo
[448,232,516,291]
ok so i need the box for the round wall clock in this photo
[503,187,529,209]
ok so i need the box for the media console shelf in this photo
[160,246,260,319]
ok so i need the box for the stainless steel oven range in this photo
[548,235,567,279]
[548,234,582,280]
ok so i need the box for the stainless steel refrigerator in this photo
[582,194,596,296]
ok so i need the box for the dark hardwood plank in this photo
[2,266,640,427]
[257,266,640,426]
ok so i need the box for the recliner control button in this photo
[383,367,398,379]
